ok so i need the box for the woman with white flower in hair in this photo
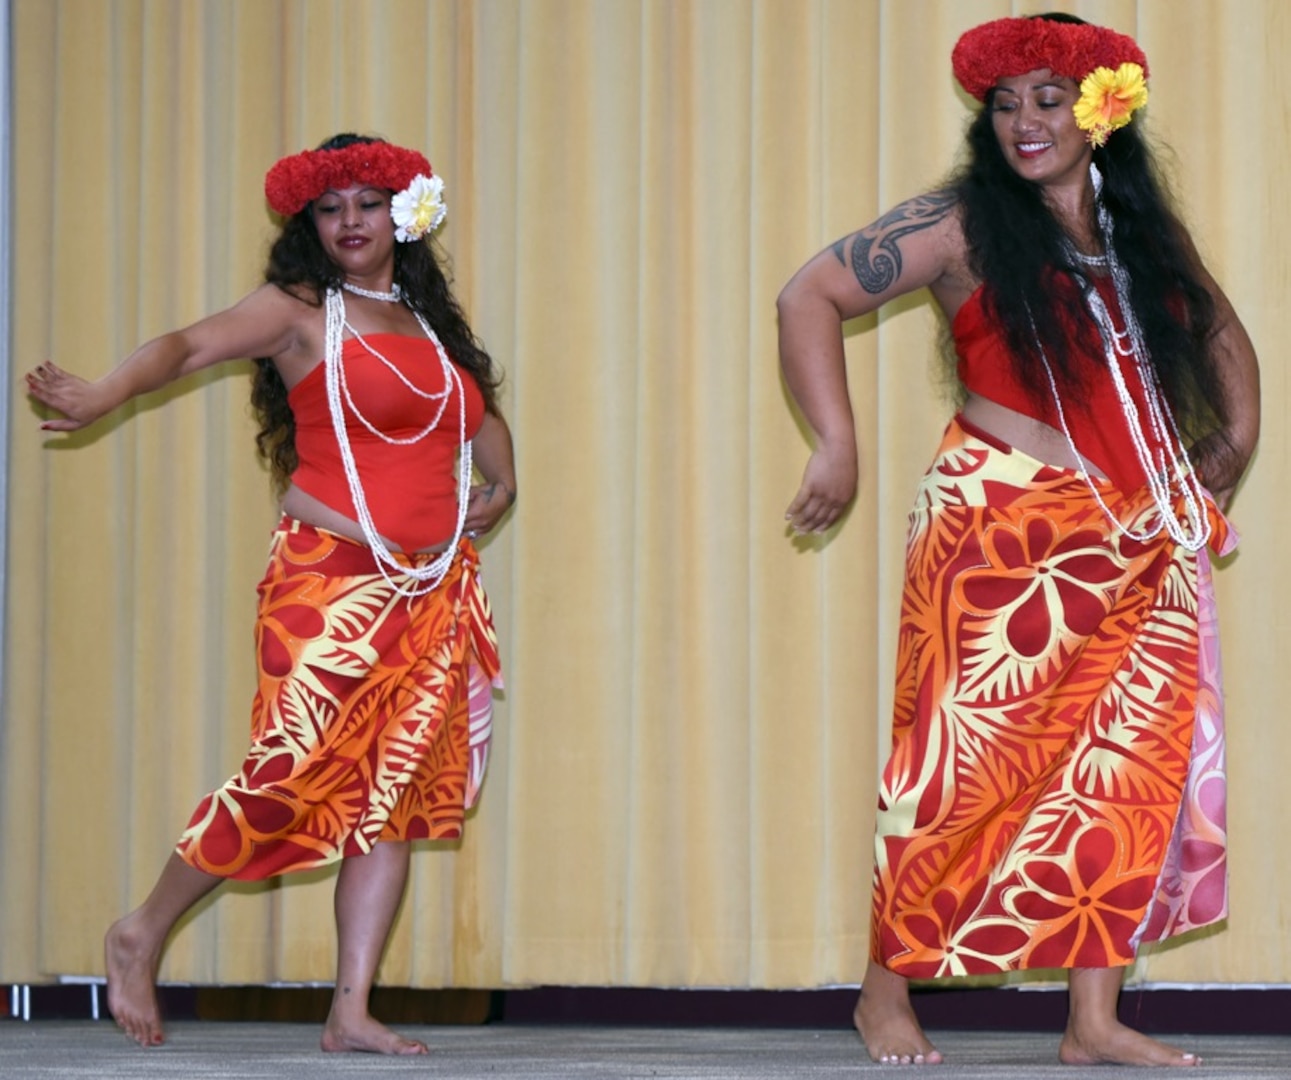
[26,133,515,1055]
[777,13,1259,1068]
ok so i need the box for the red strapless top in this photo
[952,280,1156,492]
[289,334,485,552]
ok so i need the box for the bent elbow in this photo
[775,279,800,323]
[776,274,829,331]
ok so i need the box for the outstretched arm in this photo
[777,191,961,533]
[25,284,305,432]
[464,411,517,538]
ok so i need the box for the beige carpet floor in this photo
[1,1021,1288,1079]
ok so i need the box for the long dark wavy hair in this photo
[949,13,1228,445]
[251,133,501,489]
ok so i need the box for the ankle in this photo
[858,962,913,1009]
[327,989,371,1022]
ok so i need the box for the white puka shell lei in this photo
[1031,163,1211,553]
[323,285,472,595]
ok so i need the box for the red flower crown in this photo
[264,141,433,217]
[952,17,1148,102]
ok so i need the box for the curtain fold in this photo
[3,0,1287,990]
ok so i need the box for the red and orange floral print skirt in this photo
[870,418,1234,976]
[176,518,502,881]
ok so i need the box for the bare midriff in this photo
[280,484,453,554]
[959,392,1109,480]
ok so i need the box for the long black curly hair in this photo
[948,12,1228,445]
[251,133,501,490]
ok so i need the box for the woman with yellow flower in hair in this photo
[26,133,515,1055]
[778,13,1259,1068]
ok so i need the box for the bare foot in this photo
[321,1014,429,1055]
[104,915,164,1047]
[854,970,943,1066]
[1060,1018,1200,1067]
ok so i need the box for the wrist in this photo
[815,433,857,459]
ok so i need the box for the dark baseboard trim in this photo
[499,986,1290,1035]
[4,984,1287,1035]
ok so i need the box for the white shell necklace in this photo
[343,281,402,303]
[1030,164,1210,553]
[323,285,472,595]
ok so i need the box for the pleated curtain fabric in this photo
[2,0,1288,990]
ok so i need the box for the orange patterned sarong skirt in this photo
[176,518,502,881]
[871,418,1235,976]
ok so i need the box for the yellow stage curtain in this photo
[3,0,1287,991]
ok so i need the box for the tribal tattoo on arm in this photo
[476,481,517,507]
[832,190,957,294]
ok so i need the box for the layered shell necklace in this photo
[323,281,472,595]
[1031,164,1210,552]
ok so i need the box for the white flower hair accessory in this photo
[390,173,447,242]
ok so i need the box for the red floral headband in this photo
[264,141,433,216]
[952,17,1148,102]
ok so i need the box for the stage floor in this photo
[1,1021,1287,1079]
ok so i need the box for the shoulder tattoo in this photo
[832,190,957,294]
